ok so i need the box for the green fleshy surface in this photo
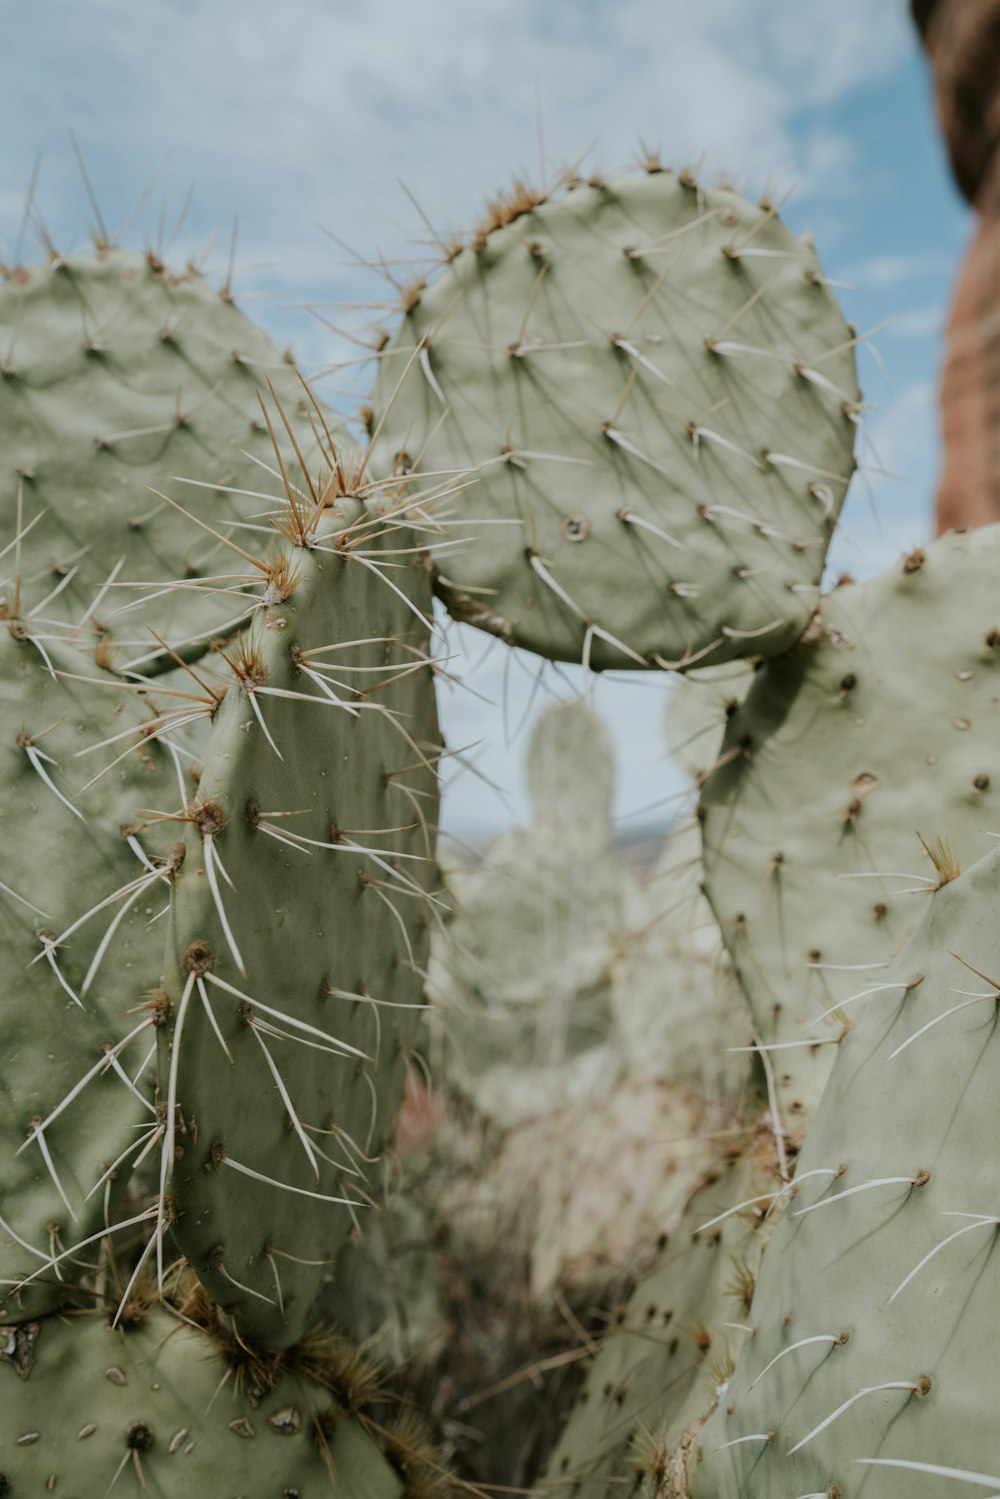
[442,824,635,1047]
[665,661,753,781]
[538,1144,774,1498]
[319,1182,448,1369]
[371,169,858,671]
[0,1307,402,1499]
[610,820,747,1101]
[158,530,441,1347]
[701,527,1000,1126]
[693,846,1000,1496]
[437,819,640,1086]
[0,631,188,1323]
[525,698,614,838]
[0,250,331,669]
[435,699,638,1086]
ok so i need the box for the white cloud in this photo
[864,377,938,482]
[759,1,910,103]
[843,250,960,287]
[888,304,947,339]
[2,0,915,262]
[0,0,922,407]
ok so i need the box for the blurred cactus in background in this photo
[326,698,743,1486]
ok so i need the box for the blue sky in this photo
[1,0,971,838]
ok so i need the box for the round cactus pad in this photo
[371,169,859,671]
[0,629,189,1324]
[0,250,321,667]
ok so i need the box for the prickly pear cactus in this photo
[320,1161,449,1370]
[606,676,751,1098]
[475,1070,712,1300]
[533,703,770,1495]
[1,247,442,1362]
[701,526,1000,1128]
[0,625,186,1324]
[0,224,449,1489]
[525,696,614,840]
[437,700,640,1087]
[369,167,859,671]
[157,518,442,1348]
[339,697,745,1488]
[0,1303,406,1498]
[12,150,989,1499]
[666,661,753,781]
[537,1134,776,1499]
[0,248,321,665]
[688,843,1000,1496]
[610,819,746,1100]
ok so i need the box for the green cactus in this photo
[156,514,441,1348]
[0,243,355,1336]
[525,696,615,840]
[700,526,1000,1130]
[665,662,753,782]
[540,529,1000,1496]
[687,843,1000,1496]
[476,1065,716,1300]
[1,253,443,1365]
[320,1165,450,1371]
[436,700,641,1091]
[0,247,325,666]
[0,624,186,1324]
[538,1141,775,1498]
[317,697,741,1488]
[609,819,747,1101]
[0,1302,412,1498]
[12,147,996,1499]
[368,166,859,672]
[526,708,772,1496]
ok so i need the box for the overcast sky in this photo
[1,0,971,837]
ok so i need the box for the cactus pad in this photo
[158,524,441,1347]
[0,1304,404,1498]
[700,527,1000,1127]
[0,627,189,1324]
[610,820,746,1099]
[0,249,320,667]
[525,697,614,839]
[370,168,859,671]
[539,1142,775,1499]
[436,701,639,1082]
[690,846,1000,1496]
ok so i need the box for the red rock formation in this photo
[914,0,1000,530]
